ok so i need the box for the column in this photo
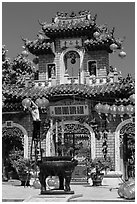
[61,119,64,156]
[50,118,55,156]
[55,120,58,156]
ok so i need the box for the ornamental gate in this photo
[53,123,91,182]
[120,122,135,180]
[2,126,24,154]
[2,125,24,179]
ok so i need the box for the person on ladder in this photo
[28,100,42,161]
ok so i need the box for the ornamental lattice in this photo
[53,123,90,135]
[119,122,135,178]
[2,126,24,145]
[119,123,135,145]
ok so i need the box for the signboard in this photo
[60,38,82,48]
[50,105,89,117]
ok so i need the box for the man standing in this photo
[28,100,41,140]
[28,100,41,160]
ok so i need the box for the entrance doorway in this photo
[120,122,135,180]
[2,125,24,180]
[53,123,91,182]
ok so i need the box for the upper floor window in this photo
[47,63,56,79]
[64,51,80,77]
[88,60,97,76]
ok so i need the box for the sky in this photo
[2,1,135,78]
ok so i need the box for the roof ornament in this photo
[70,11,76,17]
[56,11,61,17]
[37,34,44,42]
[110,27,115,37]
[21,36,27,42]
[92,14,97,22]
[38,19,46,26]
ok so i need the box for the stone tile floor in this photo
[2,180,135,202]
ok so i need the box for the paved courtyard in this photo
[2,180,135,202]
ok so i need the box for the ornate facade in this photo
[2,11,135,181]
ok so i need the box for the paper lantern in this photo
[47,177,59,189]
[117,105,126,117]
[22,98,31,108]
[95,103,103,115]
[129,94,135,104]
[42,97,49,108]
[126,104,134,117]
[102,104,110,116]
[110,43,118,51]
[33,179,41,189]
[93,31,100,38]
[21,50,29,57]
[110,105,117,118]
[118,179,135,200]
[35,98,43,108]
[33,57,39,65]
[118,51,126,58]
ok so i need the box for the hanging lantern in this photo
[71,57,76,64]
[95,103,103,116]
[22,98,31,109]
[110,104,117,118]
[102,104,110,116]
[41,97,49,108]
[129,94,135,104]
[117,104,126,119]
[93,31,100,38]
[118,50,126,58]
[110,43,118,51]
[35,98,43,108]
[33,57,39,65]
[126,104,135,117]
[33,179,41,189]
[21,50,29,57]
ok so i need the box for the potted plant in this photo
[9,150,31,186]
[88,156,113,186]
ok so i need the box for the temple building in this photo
[2,11,135,182]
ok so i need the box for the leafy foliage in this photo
[2,45,35,87]
[2,45,12,85]
[87,156,113,180]
[9,150,31,175]
[90,157,113,172]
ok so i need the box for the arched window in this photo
[64,51,80,77]
[88,60,97,76]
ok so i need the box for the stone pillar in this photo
[50,119,55,156]
[61,119,64,156]
[46,119,55,156]
[55,120,58,156]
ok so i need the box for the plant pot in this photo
[91,173,104,186]
[20,180,30,186]
[92,178,103,186]
[19,173,31,186]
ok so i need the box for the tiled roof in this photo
[23,11,123,55]
[41,14,96,38]
[2,75,134,112]
[23,38,54,56]
[3,77,135,101]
